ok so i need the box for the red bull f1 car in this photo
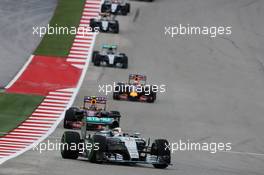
[113,74,157,103]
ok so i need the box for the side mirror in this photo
[86,134,91,139]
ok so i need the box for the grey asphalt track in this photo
[0,0,57,87]
[1,0,264,174]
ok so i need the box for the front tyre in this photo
[89,135,107,163]
[151,139,171,169]
[93,55,101,66]
[61,131,80,159]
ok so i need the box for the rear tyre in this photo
[147,92,156,103]
[90,19,96,32]
[110,121,119,129]
[121,55,128,69]
[110,111,121,118]
[113,83,122,100]
[121,7,128,15]
[93,56,101,66]
[151,139,171,169]
[92,51,99,63]
[63,107,78,129]
[113,21,119,33]
[61,131,80,159]
[113,92,120,100]
[101,4,108,13]
[126,3,130,13]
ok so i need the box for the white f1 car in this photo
[90,13,119,33]
[61,127,171,169]
[101,0,130,15]
[92,44,128,68]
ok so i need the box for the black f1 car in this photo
[113,74,157,103]
[92,44,128,68]
[90,13,119,33]
[101,0,130,15]
[61,127,171,169]
[63,96,121,130]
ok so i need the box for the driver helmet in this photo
[90,104,96,110]
[112,127,122,136]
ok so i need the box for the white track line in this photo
[43,99,68,103]
[46,96,71,100]
[67,59,87,63]
[72,64,85,69]
[5,55,34,89]
[48,92,72,96]
[32,113,61,117]
[56,88,75,93]
[37,106,65,110]
[71,47,90,51]
[40,103,67,107]
[34,109,63,114]
[17,126,48,131]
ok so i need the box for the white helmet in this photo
[112,127,122,136]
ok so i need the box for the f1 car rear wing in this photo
[99,12,116,20]
[129,74,147,85]
[102,44,117,49]
[99,12,112,17]
[83,96,107,110]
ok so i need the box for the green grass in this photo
[34,0,85,57]
[0,93,44,136]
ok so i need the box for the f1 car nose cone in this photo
[130,91,138,97]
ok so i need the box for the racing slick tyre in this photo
[63,107,79,129]
[110,111,121,119]
[113,92,120,100]
[122,59,128,68]
[110,111,121,126]
[147,92,156,103]
[89,19,96,32]
[93,56,101,66]
[101,4,108,13]
[92,51,99,63]
[89,135,107,163]
[126,3,130,13]
[113,21,119,33]
[61,131,80,159]
[110,121,119,129]
[151,139,171,169]
[121,6,128,15]
[120,53,128,69]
